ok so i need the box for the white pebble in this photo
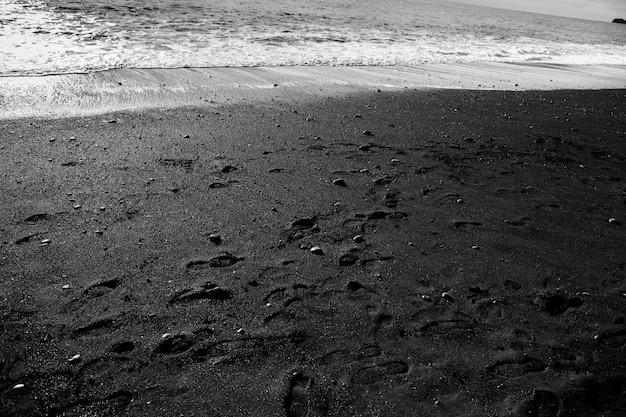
[353,235,365,243]
[13,383,25,390]
[161,333,172,339]
[62,284,70,290]
[68,354,81,363]
[310,246,324,255]
[442,292,454,302]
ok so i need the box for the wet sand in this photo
[1,81,626,416]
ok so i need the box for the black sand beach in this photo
[1,80,626,416]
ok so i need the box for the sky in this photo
[452,0,626,22]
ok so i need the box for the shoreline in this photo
[1,87,625,416]
[1,63,626,119]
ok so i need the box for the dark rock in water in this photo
[612,18,626,24]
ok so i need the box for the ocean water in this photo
[2,0,626,76]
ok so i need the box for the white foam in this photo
[1,63,625,119]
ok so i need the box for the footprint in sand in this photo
[154,333,196,355]
[523,389,561,417]
[185,253,242,270]
[453,220,483,229]
[486,356,546,377]
[284,370,328,417]
[169,283,232,304]
[72,315,120,337]
[533,291,584,315]
[504,216,532,226]
[351,361,410,385]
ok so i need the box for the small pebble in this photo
[310,246,324,255]
[471,245,480,250]
[41,239,51,245]
[237,328,244,333]
[362,130,373,136]
[358,144,371,151]
[13,383,25,390]
[390,158,400,164]
[98,206,106,211]
[73,204,81,209]
[442,292,454,302]
[62,284,70,289]
[332,178,347,187]
[353,235,365,243]
[68,354,81,363]
[161,333,172,339]
[421,295,433,302]
[608,217,620,225]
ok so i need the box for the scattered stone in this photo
[208,233,222,244]
[421,295,433,302]
[332,178,347,187]
[471,245,480,250]
[182,134,190,138]
[13,384,25,390]
[608,217,621,225]
[41,239,51,245]
[73,204,81,209]
[353,235,365,243]
[362,130,373,136]
[359,144,371,151]
[68,354,81,364]
[441,292,455,302]
[390,158,400,164]
[62,284,70,290]
[310,246,324,255]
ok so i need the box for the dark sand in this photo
[1,88,626,416]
